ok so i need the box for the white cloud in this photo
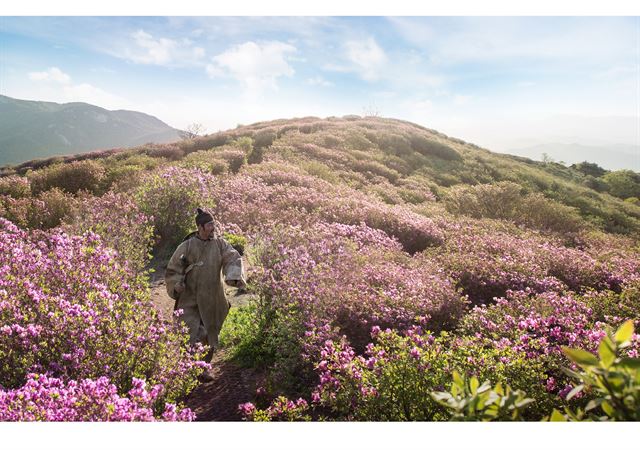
[343,37,388,81]
[28,67,71,84]
[307,76,334,87]
[208,41,297,91]
[517,81,536,88]
[118,29,206,66]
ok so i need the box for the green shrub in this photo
[301,161,340,184]
[143,144,184,161]
[254,130,277,150]
[37,188,76,229]
[444,181,584,233]
[223,232,247,255]
[0,188,76,230]
[602,170,640,200]
[133,166,216,248]
[410,135,462,161]
[217,149,246,174]
[248,146,265,164]
[0,175,31,198]
[219,303,265,366]
[352,160,400,183]
[180,132,230,154]
[571,161,608,178]
[180,150,228,175]
[232,136,254,153]
[27,160,106,195]
[101,165,148,193]
[377,133,413,156]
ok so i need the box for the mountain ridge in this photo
[0,95,181,165]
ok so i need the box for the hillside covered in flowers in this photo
[1,116,639,421]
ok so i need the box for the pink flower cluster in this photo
[61,191,155,272]
[239,396,309,421]
[0,217,206,414]
[211,163,444,253]
[460,288,640,393]
[0,373,195,421]
[255,221,466,350]
[428,226,614,305]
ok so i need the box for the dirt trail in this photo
[149,262,259,421]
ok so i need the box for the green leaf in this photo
[452,370,464,388]
[560,366,581,379]
[619,358,640,370]
[565,384,584,401]
[614,320,634,344]
[601,400,614,417]
[470,377,479,395]
[550,409,567,422]
[598,339,616,368]
[562,347,599,367]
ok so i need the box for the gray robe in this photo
[165,235,245,349]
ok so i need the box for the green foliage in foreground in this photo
[431,371,534,421]
[550,320,640,421]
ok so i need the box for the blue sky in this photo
[1,14,639,159]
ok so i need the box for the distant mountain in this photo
[504,142,639,172]
[0,95,181,166]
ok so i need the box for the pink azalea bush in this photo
[459,288,640,397]
[426,227,615,305]
[0,175,31,198]
[239,396,310,422]
[0,218,207,414]
[0,374,195,421]
[235,221,465,394]
[256,222,465,345]
[578,230,640,287]
[212,164,444,253]
[61,191,155,272]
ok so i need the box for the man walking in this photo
[165,208,246,375]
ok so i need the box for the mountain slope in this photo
[0,95,181,165]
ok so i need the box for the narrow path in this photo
[149,264,259,421]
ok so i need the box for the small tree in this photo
[571,161,608,178]
[179,123,207,140]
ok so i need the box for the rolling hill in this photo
[1,114,639,422]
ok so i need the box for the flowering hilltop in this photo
[1,115,639,421]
